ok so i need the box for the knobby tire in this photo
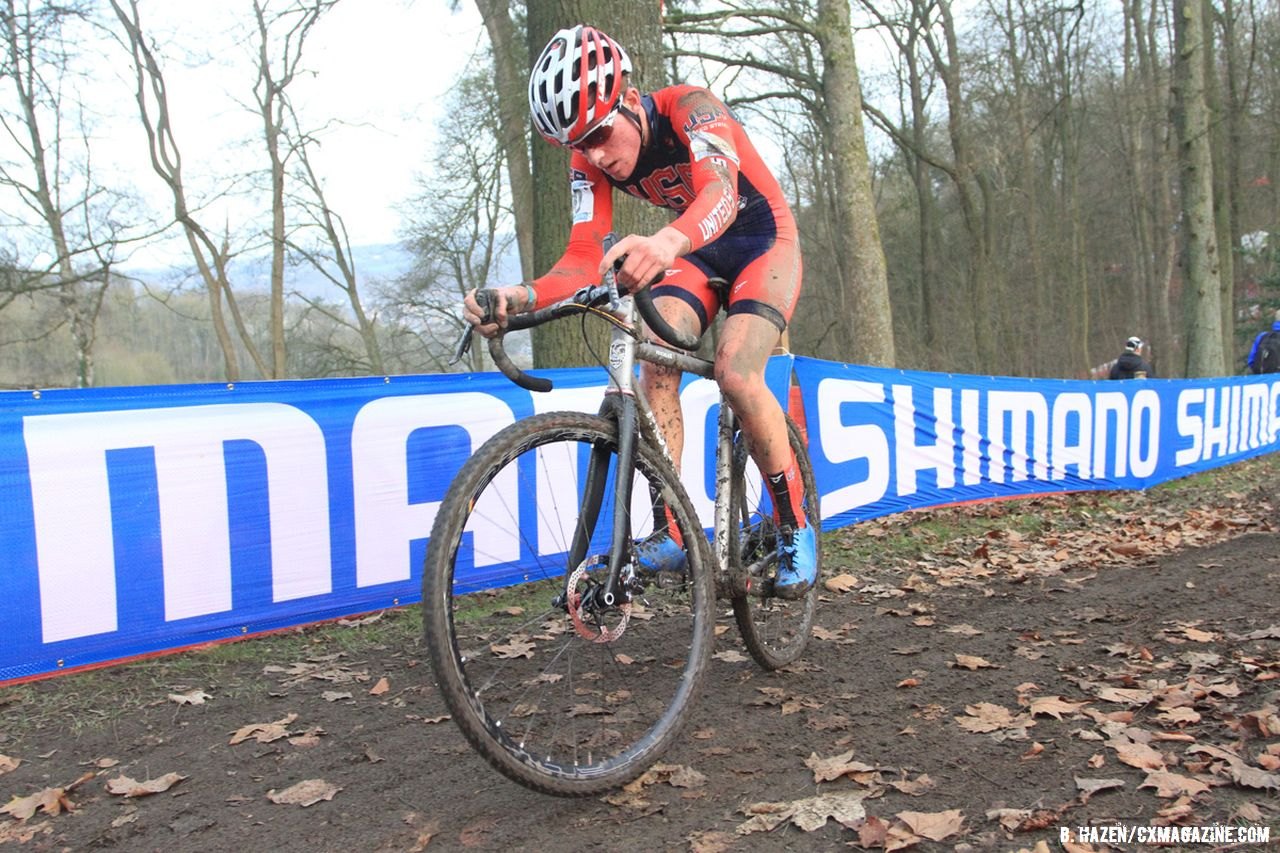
[423,411,715,796]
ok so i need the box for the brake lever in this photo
[449,327,473,366]
[450,289,497,365]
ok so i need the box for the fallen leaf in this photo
[804,750,876,784]
[1139,770,1210,799]
[890,773,934,796]
[1029,696,1088,720]
[229,712,299,745]
[105,773,187,798]
[167,689,212,706]
[896,808,965,842]
[1108,737,1165,771]
[823,573,859,592]
[369,677,390,696]
[0,755,19,775]
[489,639,535,659]
[266,778,341,807]
[951,654,996,670]
[738,791,867,834]
[713,649,750,663]
[1074,775,1125,802]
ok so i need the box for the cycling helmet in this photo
[1126,336,1143,351]
[528,25,632,147]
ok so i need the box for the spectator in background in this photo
[1109,336,1153,379]
[1245,309,1280,374]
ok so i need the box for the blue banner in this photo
[793,358,1280,528]
[2,357,1276,683]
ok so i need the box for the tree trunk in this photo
[816,0,894,367]
[1174,0,1225,376]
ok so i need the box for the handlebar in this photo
[461,233,702,392]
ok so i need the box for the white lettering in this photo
[987,391,1049,483]
[893,385,955,495]
[1050,393,1092,480]
[817,378,889,518]
[23,404,330,643]
[1129,390,1160,477]
[1176,389,1205,466]
[351,393,515,587]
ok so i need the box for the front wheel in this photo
[423,411,715,796]
[729,414,821,670]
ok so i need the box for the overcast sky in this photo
[84,1,486,268]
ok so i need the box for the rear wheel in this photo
[729,415,820,670]
[423,411,715,796]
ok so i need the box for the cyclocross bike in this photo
[423,238,822,796]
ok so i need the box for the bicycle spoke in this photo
[424,413,713,795]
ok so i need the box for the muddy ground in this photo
[2,458,1279,852]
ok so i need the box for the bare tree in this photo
[665,0,895,366]
[249,0,337,378]
[392,70,515,374]
[0,0,129,387]
[110,0,269,381]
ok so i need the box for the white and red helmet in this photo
[528,25,632,147]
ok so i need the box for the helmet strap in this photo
[619,103,646,150]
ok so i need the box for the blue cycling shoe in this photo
[634,532,688,577]
[773,525,817,600]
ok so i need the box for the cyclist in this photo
[462,24,815,598]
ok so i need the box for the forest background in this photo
[2,0,1279,390]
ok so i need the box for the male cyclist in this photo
[462,24,815,598]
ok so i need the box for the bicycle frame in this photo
[564,294,739,609]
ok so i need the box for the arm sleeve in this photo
[531,154,614,305]
[665,89,743,253]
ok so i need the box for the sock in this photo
[764,455,807,530]
[661,503,685,547]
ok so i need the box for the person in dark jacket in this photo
[1109,336,1153,379]
[1245,310,1280,374]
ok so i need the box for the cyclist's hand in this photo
[463,286,531,337]
[601,227,689,292]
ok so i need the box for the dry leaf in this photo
[713,649,750,663]
[1075,775,1125,802]
[823,573,859,592]
[951,654,996,670]
[0,755,19,775]
[167,689,211,706]
[489,639,535,659]
[804,750,876,784]
[1028,696,1088,719]
[229,712,299,745]
[896,809,965,842]
[369,677,390,696]
[1108,737,1165,771]
[890,774,934,796]
[738,791,867,834]
[105,773,187,798]
[1139,771,1210,799]
[266,778,341,807]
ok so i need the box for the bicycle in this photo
[423,239,822,796]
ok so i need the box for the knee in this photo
[714,359,766,408]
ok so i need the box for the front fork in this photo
[559,305,643,614]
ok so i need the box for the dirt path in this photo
[3,474,1279,852]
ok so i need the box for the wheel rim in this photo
[427,419,711,789]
